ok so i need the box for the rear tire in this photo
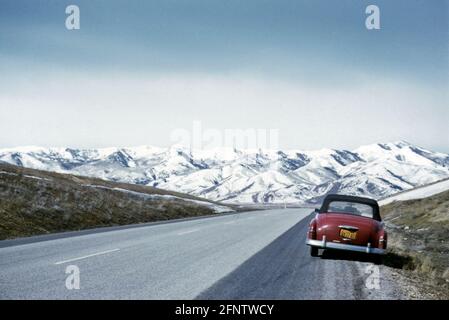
[310,246,319,257]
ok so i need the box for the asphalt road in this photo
[0,208,404,299]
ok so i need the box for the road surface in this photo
[0,209,405,299]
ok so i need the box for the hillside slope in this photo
[381,188,449,296]
[0,163,235,240]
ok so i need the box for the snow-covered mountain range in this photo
[1,141,448,204]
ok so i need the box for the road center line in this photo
[54,248,120,265]
[177,228,200,236]
[223,221,235,225]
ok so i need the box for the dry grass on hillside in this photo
[381,189,449,297]
[0,163,237,240]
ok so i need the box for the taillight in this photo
[308,220,317,239]
[379,232,387,249]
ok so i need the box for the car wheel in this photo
[310,246,319,257]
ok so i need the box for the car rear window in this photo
[326,201,374,218]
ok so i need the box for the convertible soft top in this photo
[319,194,381,221]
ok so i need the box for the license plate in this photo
[340,229,357,240]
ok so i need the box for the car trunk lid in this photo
[320,213,378,246]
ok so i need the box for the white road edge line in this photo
[223,221,235,225]
[177,228,200,236]
[54,248,120,265]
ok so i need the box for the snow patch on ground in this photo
[0,171,51,181]
[83,185,234,213]
[379,178,449,206]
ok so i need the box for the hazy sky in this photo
[0,0,448,152]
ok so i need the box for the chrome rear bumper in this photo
[306,237,385,255]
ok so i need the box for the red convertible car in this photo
[306,194,387,258]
